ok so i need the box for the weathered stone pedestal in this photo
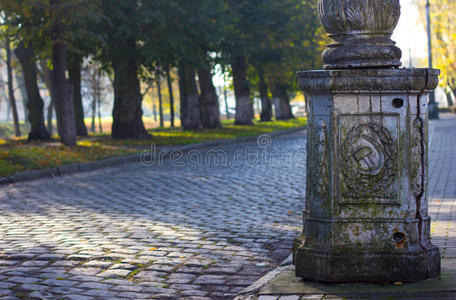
[292,0,441,283]
[293,68,441,282]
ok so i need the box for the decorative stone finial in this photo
[319,0,402,69]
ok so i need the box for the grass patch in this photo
[0,142,135,177]
[0,118,306,177]
[89,117,307,147]
[0,121,29,138]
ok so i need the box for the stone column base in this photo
[293,245,441,283]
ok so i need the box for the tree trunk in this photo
[450,85,456,108]
[14,43,50,141]
[50,0,77,146]
[232,56,253,125]
[91,96,96,132]
[178,63,200,130]
[111,58,148,139]
[224,83,230,119]
[156,74,164,127]
[51,45,77,146]
[39,61,55,135]
[90,67,98,132]
[272,83,294,120]
[258,70,272,122]
[5,37,21,137]
[198,65,221,129]
[97,89,103,133]
[68,55,88,136]
[5,96,11,121]
[47,101,54,135]
[166,67,175,127]
[14,66,29,125]
[445,89,454,107]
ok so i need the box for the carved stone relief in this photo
[308,117,329,199]
[338,115,398,203]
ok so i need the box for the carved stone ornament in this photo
[318,0,402,69]
[310,118,328,199]
[340,122,397,201]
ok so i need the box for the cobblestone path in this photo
[1,114,455,300]
[428,114,456,260]
[0,131,306,299]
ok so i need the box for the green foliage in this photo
[1,0,100,58]
[2,0,321,139]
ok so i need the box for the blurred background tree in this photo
[414,0,456,108]
[432,0,456,107]
[0,0,325,143]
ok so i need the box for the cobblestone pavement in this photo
[428,114,456,261]
[2,114,455,300]
[0,131,306,299]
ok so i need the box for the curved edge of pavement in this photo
[234,255,293,300]
[0,126,306,186]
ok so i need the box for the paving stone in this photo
[206,266,242,275]
[279,296,301,300]
[0,260,18,266]
[258,296,279,300]
[0,281,15,290]
[210,291,238,299]
[134,270,167,280]
[18,283,48,291]
[29,291,56,298]
[21,260,50,267]
[48,287,86,294]
[77,282,112,290]
[117,292,149,298]
[194,274,226,284]
[65,295,94,300]
[42,279,78,287]
[140,286,175,294]
[101,269,131,277]
[7,276,40,284]
[51,260,80,267]
[147,264,175,272]
[150,293,179,299]
[67,267,101,276]
[83,260,112,268]
[176,266,205,274]
[82,289,119,297]
[180,289,209,296]
[169,284,202,290]
[111,284,142,292]
[0,290,15,297]
[69,275,102,282]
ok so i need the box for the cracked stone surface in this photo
[0,130,305,299]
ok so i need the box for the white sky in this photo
[392,0,428,67]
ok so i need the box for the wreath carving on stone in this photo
[340,122,397,200]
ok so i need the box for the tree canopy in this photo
[0,0,324,142]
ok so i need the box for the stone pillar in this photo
[292,0,441,282]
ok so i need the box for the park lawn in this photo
[0,118,307,177]
[89,117,308,146]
